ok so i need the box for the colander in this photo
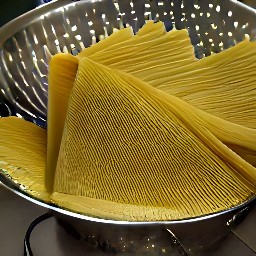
[0,0,256,255]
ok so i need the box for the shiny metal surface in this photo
[0,0,256,123]
[1,172,255,225]
[1,184,255,256]
[1,178,255,255]
[54,203,255,255]
[0,0,256,254]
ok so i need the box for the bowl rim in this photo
[1,175,255,225]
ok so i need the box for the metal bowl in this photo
[0,0,256,255]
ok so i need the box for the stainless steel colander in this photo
[0,0,255,123]
[0,0,256,255]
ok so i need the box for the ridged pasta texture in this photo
[77,21,165,59]
[78,24,256,131]
[0,117,49,201]
[53,58,256,221]
[75,23,256,166]
[46,53,79,192]
[0,21,256,221]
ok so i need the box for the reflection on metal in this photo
[0,0,255,123]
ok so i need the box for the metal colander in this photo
[0,0,255,123]
[0,1,256,255]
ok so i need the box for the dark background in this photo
[0,0,255,27]
[0,0,51,27]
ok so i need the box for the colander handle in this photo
[166,228,189,255]
[24,212,53,256]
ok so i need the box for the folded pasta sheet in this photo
[1,22,255,222]
[81,31,256,131]
[52,58,256,221]
[46,53,79,192]
[0,117,48,201]
[77,21,166,59]
[75,24,256,166]
[156,38,256,130]
[77,23,255,128]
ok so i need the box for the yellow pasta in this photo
[46,53,79,192]
[53,58,256,221]
[0,22,255,222]
[0,116,48,201]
